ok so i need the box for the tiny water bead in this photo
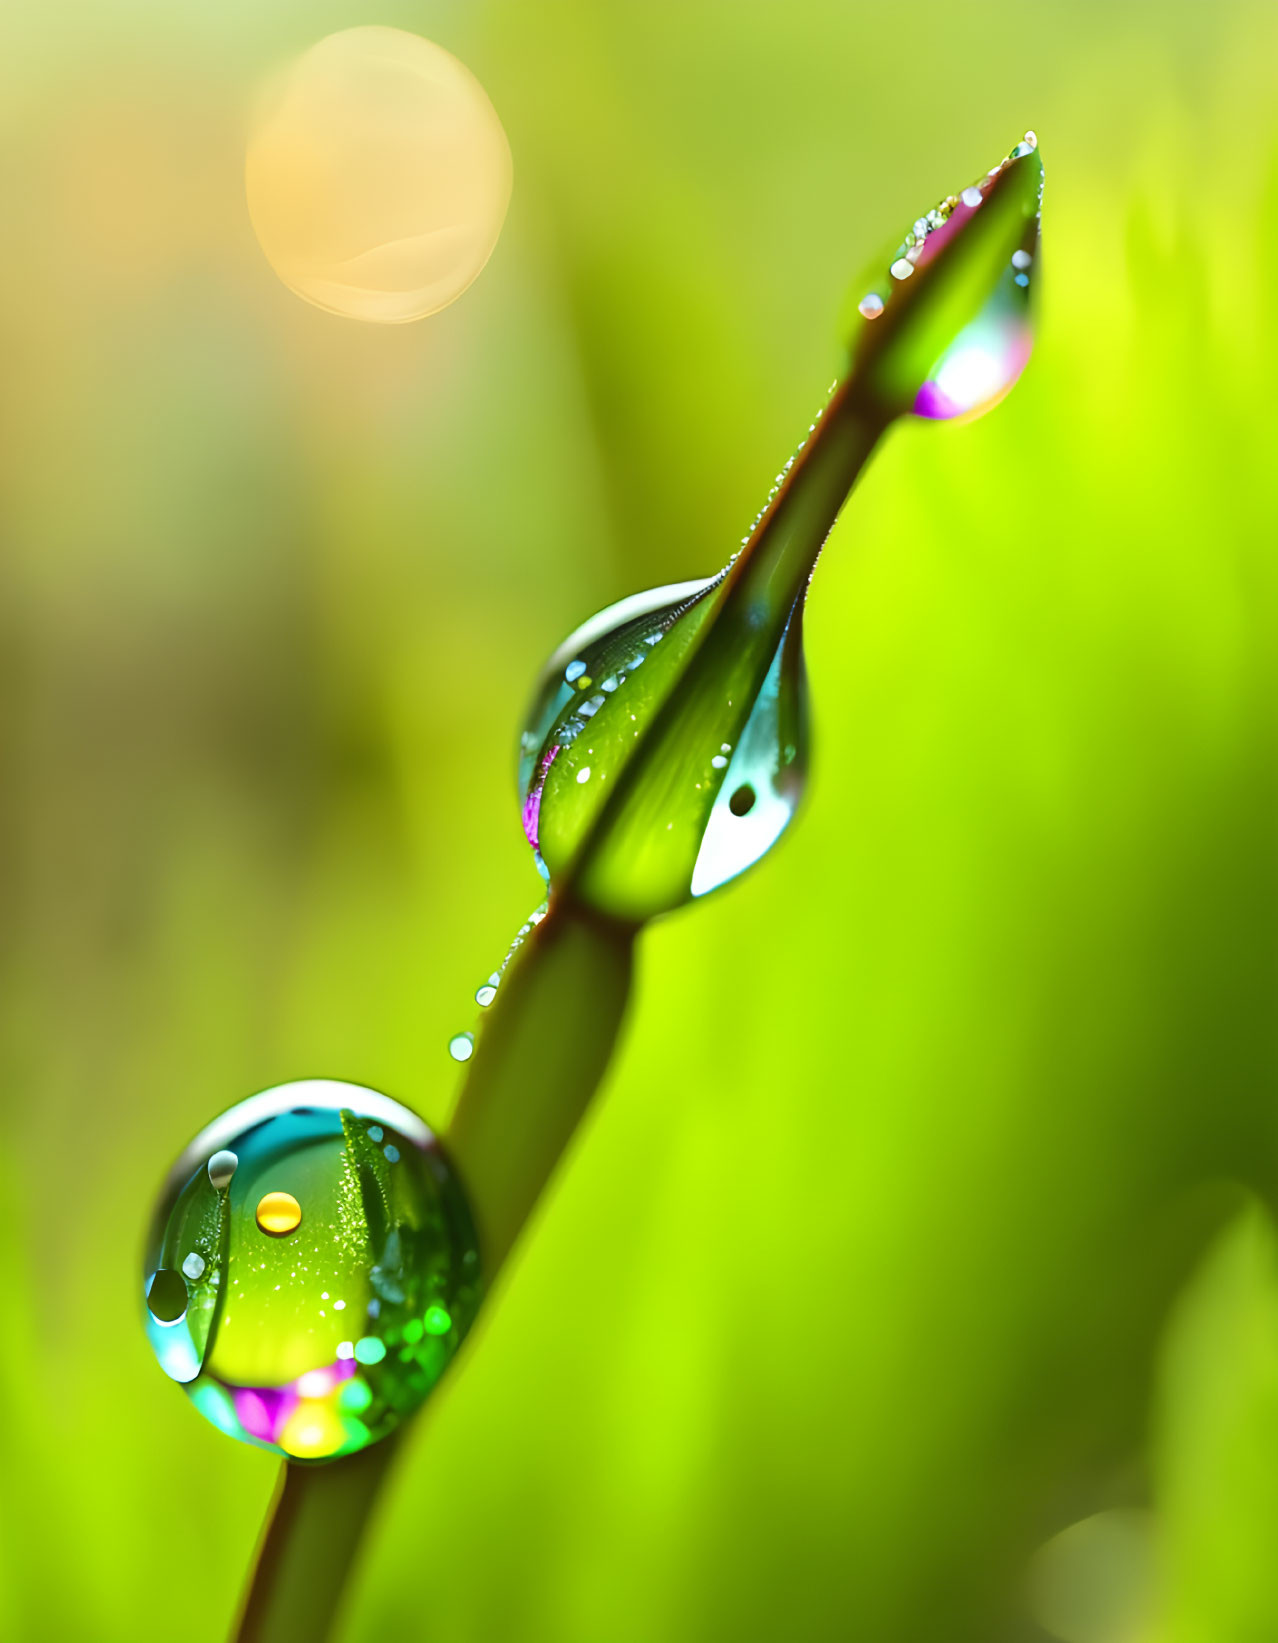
[448,1032,475,1062]
[255,1192,303,1236]
[245,27,512,324]
[142,1080,480,1462]
[208,1150,238,1190]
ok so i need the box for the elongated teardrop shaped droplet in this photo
[690,606,808,898]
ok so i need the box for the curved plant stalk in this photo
[234,1439,398,1643]
[229,131,1044,1643]
[231,903,636,1643]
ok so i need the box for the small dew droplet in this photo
[857,292,884,319]
[1012,249,1032,270]
[475,984,497,1007]
[961,185,983,208]
[181,1252,206,1282]
[711,755,728,770]
[256,1192,303,1236]
[889,258,914,281]
[383,1144,400,1163]
[367,1125,384,1142]
[565,660,586,682]
[449,1032,475,1063]
[207,1150,238,1191]
[146,1268,188,1324]
[576,766,591,784]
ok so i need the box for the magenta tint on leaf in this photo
[913,322,1032,420]
[848,131,1043,426]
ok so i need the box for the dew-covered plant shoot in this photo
[143,130,1043,1642]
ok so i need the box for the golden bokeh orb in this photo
[255,1191,303,1236]
[245,26,512,323]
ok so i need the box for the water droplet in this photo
[141,1079,481,1459]
[565,659,586,682]
[475,984,497,1007]
[576,766,591,784]
[961,185,983,208]
[207,1150,238,1191]
[449,1032,475,1062]
[146,1268,188,1325]
[256,1192,303,1237]
[889,257,914,280]
[517,577,723,879]
[423,1305,452,1335]
[691,609,807,899]
[1012,248,1032,269]
[857,292,884,319]
[711,755,728,769]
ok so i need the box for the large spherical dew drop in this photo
[141,1080,481,1462]
[245,26,512,323]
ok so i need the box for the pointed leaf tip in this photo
[848,130,1044,424]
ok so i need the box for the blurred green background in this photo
[3,1,1278,1639]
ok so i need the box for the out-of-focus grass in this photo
[1,2,1277,1639]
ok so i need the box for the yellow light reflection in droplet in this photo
[255,1191,303,1235]
[279,1398,346,1459]
[246,26,512,324]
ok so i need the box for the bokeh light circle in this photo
[245,26,512,323]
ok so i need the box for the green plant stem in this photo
[446,896,638,1271]
[229,896,636,1643]
[232,1438,399,1643]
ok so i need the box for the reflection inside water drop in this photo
[142,1080,480,1461]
